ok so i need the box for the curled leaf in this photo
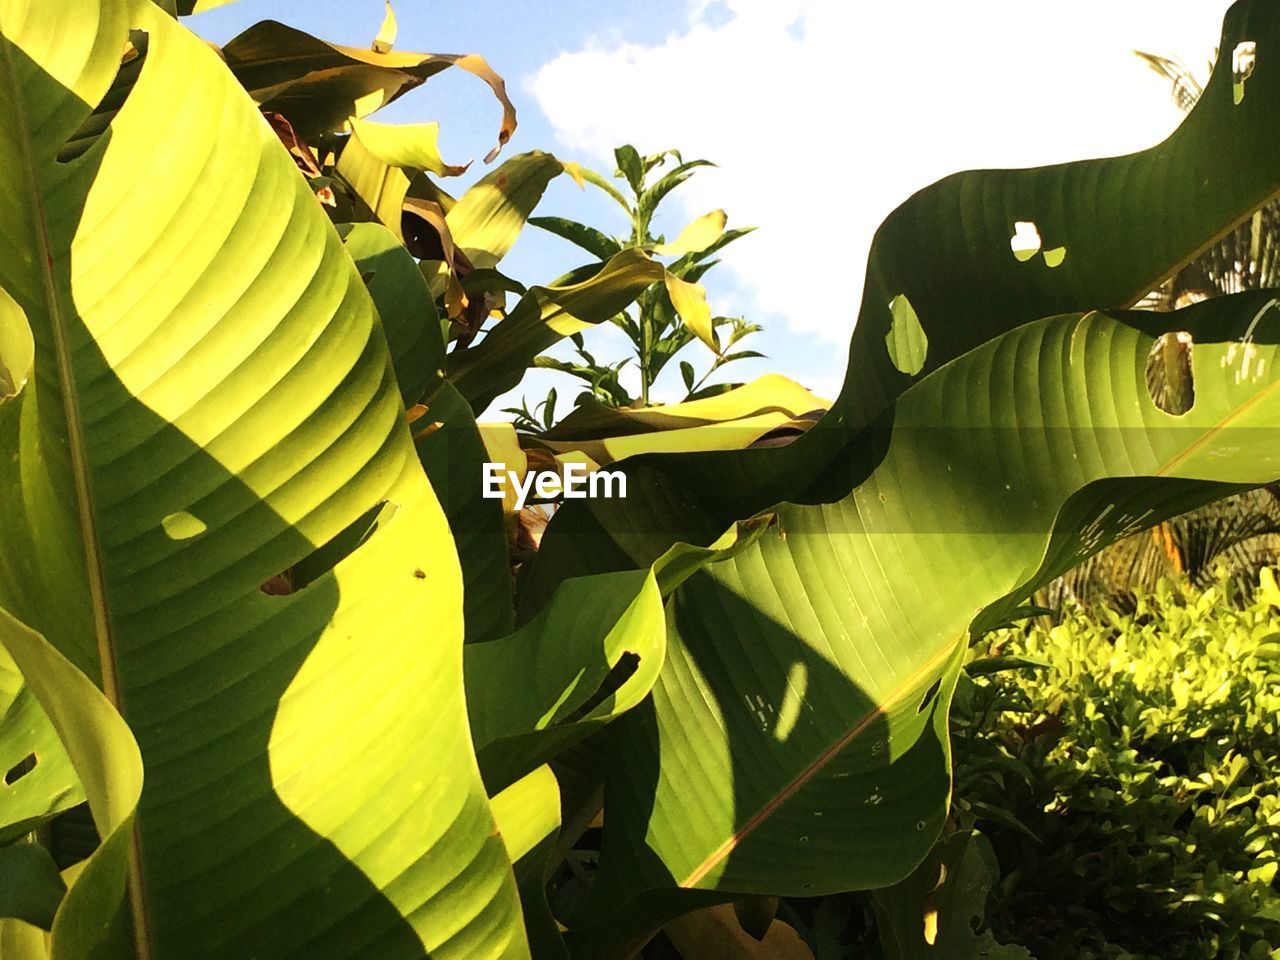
[222,21,517,156]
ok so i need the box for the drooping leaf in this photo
[535,374,828,466]
[221,19,516,152]
[446,151,575,271]
[372,0,397,55]
[337,118,468,236]
[0,3,527,955]
[579,166,634,216]
[575,298,1280,956]
[664,272,718,353]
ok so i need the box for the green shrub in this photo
[958,572,1280,960]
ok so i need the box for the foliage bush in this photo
[958,571,1280,960]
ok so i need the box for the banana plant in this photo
[3,2,1280,960]
[0,6,738,957]
[520,2,1280,954]
[0,1,542,955]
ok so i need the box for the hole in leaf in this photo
[1043,246,1067,269]
[162,511,206,540]
[886,294,928,376]
[58,31,149,163]
[260,501,398,596]
[1146,331,1195,416]
[5,753,36,785]
[562,652,641,723]
[1010,221,1042,262]
[1233,41,1257,105]
[917,678,942,715]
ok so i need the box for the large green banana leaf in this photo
[340,221,446,405]
[525,0,1280,609]
[568,297,1280,957]
[0,2,525,957]
[414,381,515,644]
[827,0,1280,436]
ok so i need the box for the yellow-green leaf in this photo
[0,1,529,954]
[372,0,397,54]
[0,286,33,402]
[537,374,828,466]
[337,118,467,236]
[655,209,727,257]
[665,271,717,352]
[446,151,574,271]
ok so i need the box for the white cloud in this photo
[530,0,1232,343]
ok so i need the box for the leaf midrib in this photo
[0,21,153,959]
[679,637,962,888]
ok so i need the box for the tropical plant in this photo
[2,2,1280,959]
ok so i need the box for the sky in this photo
[190,0,1237,414]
